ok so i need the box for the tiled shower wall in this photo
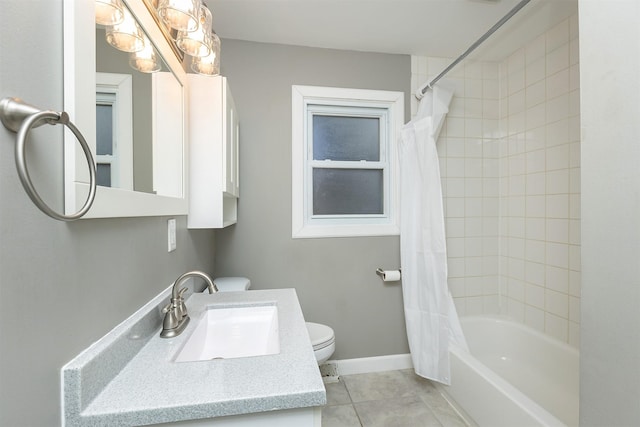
[410,14,580,347]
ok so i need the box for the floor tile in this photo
[341,370,415,403]
[325,381,353,406]
[322,404,362,427]
[354,395,442,427]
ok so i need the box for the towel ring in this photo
[0,97,96,221]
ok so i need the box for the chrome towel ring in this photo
[0,97,96,221]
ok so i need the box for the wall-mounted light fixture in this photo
[191,32,220,75]
[96,0,221,76]
[96,0,125,26]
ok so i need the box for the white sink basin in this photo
[174,304,280,362]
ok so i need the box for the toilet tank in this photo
[213,277,251,292]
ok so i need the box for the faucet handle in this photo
[173,287,188,320]
[162,303,179,330]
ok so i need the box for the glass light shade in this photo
[176,5,212,57]
[129,38,161,73]
[157,0,200,32]
[105,8,145,52]
[191,33,220,75]
[95,0,124,26]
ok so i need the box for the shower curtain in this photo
[398,83,467,385]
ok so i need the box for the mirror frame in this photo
[63,0,188,218]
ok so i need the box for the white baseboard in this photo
[321,353,413,377]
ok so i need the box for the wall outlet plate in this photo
[168,218,177,252]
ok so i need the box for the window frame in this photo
[292,85,404,238]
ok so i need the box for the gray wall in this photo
[0,2,215,426]
[579,0,640,425]
[214,40,411,359]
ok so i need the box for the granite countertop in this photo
[62,288,326,426]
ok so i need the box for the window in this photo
[95,72,133,190]
[292,85,404,238]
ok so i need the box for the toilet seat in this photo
[306,322,335,350]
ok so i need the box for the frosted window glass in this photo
[313,115,379,161]
[97,164,112,187]
[313,168,383,215]
[96,104,113,155]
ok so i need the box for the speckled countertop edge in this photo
[62,288,326,426]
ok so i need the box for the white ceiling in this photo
[207,0,577,61]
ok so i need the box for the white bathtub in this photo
[442,316,579,427]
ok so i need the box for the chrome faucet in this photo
[160,270,218,338]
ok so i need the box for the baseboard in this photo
[320,353,413,377]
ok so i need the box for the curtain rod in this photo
[416,0,532,99]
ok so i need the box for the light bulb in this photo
[105,8,145,53]
[191,32,220,76]
[129,37,161,73]
[157,0,200,32]
[176,5,212,57]
[95,0,124,26]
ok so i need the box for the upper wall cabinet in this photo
[188,75,240,229]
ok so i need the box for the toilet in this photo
[212,277,335,365]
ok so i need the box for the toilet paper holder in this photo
[376,268,402,281]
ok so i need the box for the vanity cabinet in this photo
[188,75,239,228]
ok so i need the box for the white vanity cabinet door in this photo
[188,75,239,229]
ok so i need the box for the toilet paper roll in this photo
[380,270,401,282]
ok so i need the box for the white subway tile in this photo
[546,218,569,243]
[527,57,546,84]
[526,34,546,64]
[526,239,546,264]
[526,217,546,241]
[526,195,546,218]
[526,283,545,309]
[569,270,581,297]
[546,242,569,269]
[508,298,525,321]
[446,218,466,238]
[546,93,570,124]
[569,296,581,323]
[465,217,484,237]
[527,173,546,195]
[526,149,546,174]
[509,175,526,195]
[569,321,580,348]
[546,19,570,52]
[447,137,466,157]
[483,79,499,100]
[446,177,465,197]
[526,103,547,130]
[546,265,569,293]
[466,79,484,99]
[570,168,581,194]
[466,297,485,316]
[525,261,546,286]
[547,194,569,218]
[545,289,569,318]
[509,278,525,301]
[508,48,525,73]
[449,277,465,298]
[447,157,466,177]
[465,197,483,217]
[547,68,570,98]
[546,169,570,194]
[546,44,570,76]
[509,217,526,238]
[447,237,465,257]
[465,177,483,197]
[546,145,569,171]
[569,244,581,271]
[545,313,568,342]
[483,62,499,79]
[526,79,546,108]
[446,197,465,218]
[507,236,525,258]
[569,219,581,245]
[448,257,465,278]
[483,295,500,314]
[525,305,545,331]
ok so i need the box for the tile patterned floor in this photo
[321,369,470,427]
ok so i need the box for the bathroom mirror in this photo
[64,0,187,217]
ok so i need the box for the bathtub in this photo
[441,316,579,427]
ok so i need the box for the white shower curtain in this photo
[398,83,468,385]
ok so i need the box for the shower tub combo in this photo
[441,316,579,427]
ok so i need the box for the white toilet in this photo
[212,277,335,365]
